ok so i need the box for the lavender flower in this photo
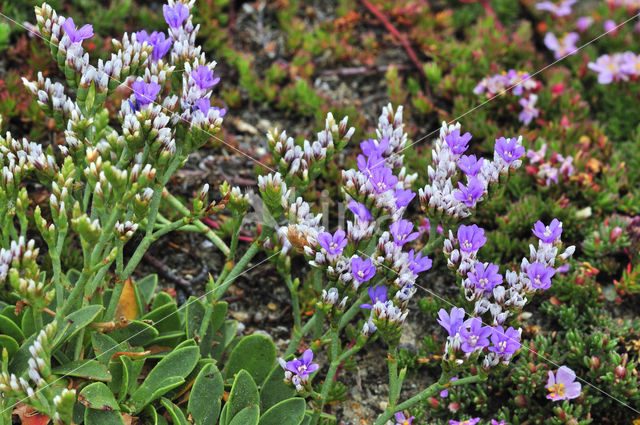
[532,218,563,243]
[437,307,465,336]
[491,421,506,425]
[588,53,630,84]
[360,285,387,309]
[468,262,503,293]
[445,129,472,155]
[317,229,348,255]
[285,349,319,380]
[576,16,594,32]
[495,137,526,164]
[195,98,226,117]
[369,166,398,193]
[394,412,415,425]
[357,153,383,177]
[454,177,484,207]
[439,377,458,397]
[163,3,189,28]
[62,17,93,43]
[604,19,617,33]
[394,188,416,209]
[518,94,539,125]
[544,32,579,59]
[191,65,220,90]
[407,250,432,274]
[535,0,576,17]
[457,224,486,253]
[459,318,492,353]
[348,200,372,222]
[546,366,582,401]
[131,80,161,109]
[457,154,484,177]
[390,219,420,246]
[527,262,556,290]
[135,30,172,61]
[352,257,376,283]
[489,326,521,356]
[450,419,480,425]
[361,137,389,158]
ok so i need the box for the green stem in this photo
[284,274,302,332]
[285,315,318,357]
[387,345,400,406]
[104,280,125,321]
[338,292,369,331]
[309,328,341,425]
[212,242,260,300]
[164,193,230,255]
[373,374,486,425]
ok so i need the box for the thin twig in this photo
[143,252,194,295]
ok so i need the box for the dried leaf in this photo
[115,278,138,320]
[12,403,50,425]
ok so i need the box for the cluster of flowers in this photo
[438,218,574,371]
[473,70,540,125]
[536,0,576,17]
[588,52,640,84]
[419,122,526,220]
[526,143,575,186]
[0,237,36,282]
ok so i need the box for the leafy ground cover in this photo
[0,0,640,424]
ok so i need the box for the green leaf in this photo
[137,274,158,306]
[229,405,259,425]
[54,305,103,349]
[142,303,181,334]
[260,366,296,411]
[84,409,126,425]
[227,370,259,423]
[21,308,36,338]
[128,346,199,413]
[151,291,174,310]
[160,398,189,425]
[187,363,223,425]
[211,320,238,360]
[92,333,126,365]
[210,301,228,335]
[224,334,276,385]
[79,382,120,410]
[52,359,112,382]
[185,296,206,339]
[0,335,19,357]
[0,314,24,342]
[258,398,306,425]
[108,358,127,401]
[106,320,159,347]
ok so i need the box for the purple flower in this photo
[450,418,480,425]
[357,153,384,177]
[394,188,416,209]
[348,200,372,222]
[576,16,594,32]
[445,129,472,155]
[457,224,486,253]
[163,3,189,28]
[352,257,376,283]
[544,32,579,60]
[285,349,319,380]
[394,412,415,425]
[317,229,348,256]
[436,307,465,337]
[390,219,420,246]
[440,377,458,398]
[546,366,582,401]
[192,65,220,90]
[532,218,563,243]
[195,98,226,117]
[620,52,640,78]
[62,17,94,43]
[136,30,172,61]
[407,250,432,274]
[369,166,398,194]
[495,137,525,164]
[491,421,506,425]
[454,177,484,207]
[131,80,161,109]
[535,0,576,17]
[468,262,503,293]
[604,19,617,33]
[459,318,492,353]
[489,326,521,356]
[360,285,387,309]
[518,94,539,125]
[588,53,628,84]
[457,154,484,177]
[361,137,389,158]
[527,262,556,290]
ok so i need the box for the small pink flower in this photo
[546,366,582,401]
